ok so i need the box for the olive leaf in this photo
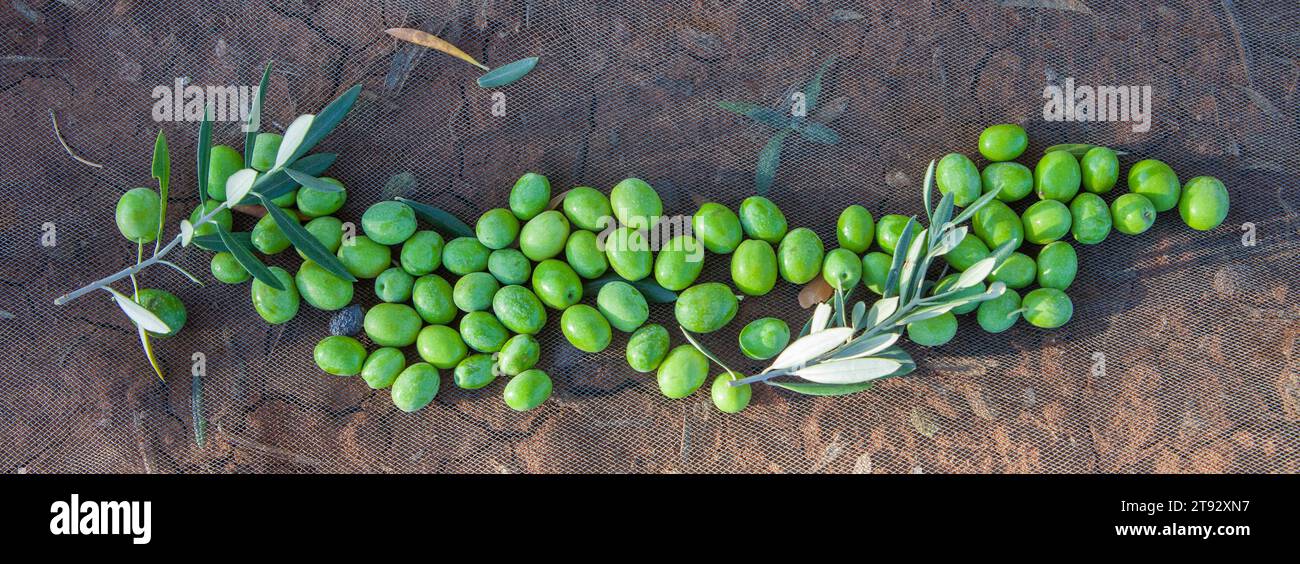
[849,301,866,331]
[716,101,793,130]
[802,55,837,112]
[255,153,338,201]
[215,224,282,290]
[179,220,194,247]
[769,380,874,396]
[896,227,929,302]
[955,255,999,290]
[397,197,476,239]
[865,296,899,328]
[192,230,251,253]
[766,327,854,372]
[794,121,840,145]
[792,356,902,384]
[196,106,213,201]
[137,326,165,382]
[103,287,170,334]
[680,327,738,378]
[243,61,272,168]
[809,302,833,334]
[285,168,344,192]
[830,331,900,361]
[386,27,489,71]
[477,56,538,88]
[224,168,258,206]
[287,84,362,164]
[255,193,356,281]
[275,114,315,168]
[755,130,790,195]
[583,274,677,304]
[949,185,1003,226]
[882,217,917,298]
[150,130,170,254]
[928,226,968,258]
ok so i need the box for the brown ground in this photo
[1,1,1297,473]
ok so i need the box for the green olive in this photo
[364,303,422,347]
[391,363,440,413]
[453,353,497,390]
[860,251,893,295]
[250,267,300,325]
[251,209,295,255]
[739,317,790,360]
[654,235,705,291]
[489,248,533,284]
[497,334,540,376]
[731,239,778,296]
[710,374,752,413]
[135,288,186,337]
[249,132,282,172]
[1111,193,1156,235]
[1036,241,1078,291]
[777,228,825,285]
[977,124,1028,162]
[976,288,1021,333]
[492,284,547,335]
[656,345,708,399]
[295,177,346,218]
[562,186,613,231]
[906,312,958,347]
[503,369,552,411]
[972,200,1024,251]
[1178,176,1229,231]
[459,311,510,353]
[1022,287,1073,329]
[1080,146,1118,194]
[416,324,467,369]
[874,214,910,254]
[822,248,862,291]
[532,259,583,310]
[564,230,608,280]
[313,335,366,376]
[981,162,1033,203]
[836,205,875,253]
[360,347,406,389]
[442,237,491,275]
[399,230,444,276]
[210,251,249,284]
[518,210,570,262]
[337,235,392,279]
[1034,150,1082,202]
[115,187,161,243]
[1069,192,1112,245]
[295,260,354,311]
[988,252,1035,290]
[605,226,652,281]
[411,274,456,324]
[374,267,415,303]
[596,281,648,332]
[944,232,990,271]
[560,304,612,353]
[1127,159,1181,212]
[609,178,663,229]
[936,153,981,207]
[626,324,670,373]
[674,283,738,334]
[475,207,521,250]
[206,145,243,201]
[693,202,743,254]
[738,196,787,244]
[453,271,501,312]
[361,201,417,246]
[1021,199,1072,245]
[509,172,551,221]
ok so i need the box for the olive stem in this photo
[53,202,231,305]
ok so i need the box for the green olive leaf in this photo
[949,184,1003,227]
[679,327,738,378]
[476,56,538,88]
[582,274,677,304]
[285,84,362,165]
[849,300,866,331]
[243,61,272,168]
[927,225,967,258]
[137,325,165,381]
[896,227,928,301]
[832,330,900,361]
[769,380,874,396]
[191,230,251,253]
[883,217,917,299]
[955,255,998,290]
[795,121,840,145]
[802,55,836,112]
[809,302,833,334]
[274,114,315,169]
[103,287,170,334]
[396,197,476,239]
[864,296,900,329]
[150,129,170,253]
[284,168,344,192]
[196,105,213,201]
[921,159,936,224]
[716,101,793,130]
[254,153,338,201]
[255,193,356,282]
[191,371,205,446]
[755,130,790,195]
[215,224,282,290]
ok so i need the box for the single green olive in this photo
[459,311,510,353]
[210,251,249,284]
[1022,287,1073,329]
[987,252,1036,290]
[411,274,456,325]
[250,267,300,325]
[693,202,743,254]
[360,347,406,389]
[731,239,778,296]
[1021,199,1072,245]
[653,235,704,291]
[609,177,663,229]
[874,214,910,255]
[532,259,583,310]
[822,248,862,291]
[777,228,825,285]
[364,303,422,347]
[416,324,467,369]
[1069,192,1112,245]
[509,172,551,221]
[492,284,547,335]
[298,216,344,259]
[518,210,570,262]
[115,187,161,243]
[977,124,1028,162]
[981,162,1033,203]
[710,374,752,414]
[1111,193,1156,235]
[361,201,417,246]
[656,345,708,399]
[295,260,354,311]
[626,324,670,373]
[674,283,738,334]
[503,368,552,411]
[738,196,787,244]
[1080,146,1119,194]
[1034,150,1082,202]
[560,304,612,353]
[135,288,186,337]
[251,209,295,255]
[562,186,613,232]
[497,334,540,376]
[596,281,649,332]
[738,317,790,360]
[475,207,521,250]
[860,251,893,295]
[250,132,282,173]
[976,288,1021,333]
[489,247,534,284]
[936,153,981,207]
[1127,159,1181,212]
[337,235,392,279]
[454,353,497,390]
[906,312,958,347]
[399,230,444,276]
[391,363,440,412]
[442,237,491,275]
[605,226,652,281]
[943,232,990,271]
[374,267,415,303]
[1036,241,1078,290]
[1178,176,1229,231]
[206,145,243,201]
[313,335,366,376]
[453,271,501,312]
[835,205,875,253]
[972,199,1024,251]
[295,176,346,218]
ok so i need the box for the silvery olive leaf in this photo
[793,356,902,384]
[950,186,1003,226]
[954,255,998,290]
[275,113,315,168]
[104,287,170,334]
[766,327,854,372]
[831,331,900,361]
[179,219,194,246]
[849,301,866,332]
[864,296,899,329]
[928,225,967,258]
[809,302,833,334]
[223,168,259,207]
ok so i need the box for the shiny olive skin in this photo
[1111,193,1156,235]
[459,311,510,353]
[453,271,500,312]
[874,214,910,254]
[1022,287,1073,329]
[674,283,738,333]
[364,303,423,347]
[361,347,406,389]
[564,230,608,280]
[1069,192,1112,245]
[509,172,551,221]
[475,207,521,250]
[411,274,456,325]
[605,226,652,281]
[596,281,649,332]
[503,369,552,411]
[1080,146,1119,193]
[391,363,440,413]
[609,177,663,229]
[931,274,984,315]
[251,267,300,325]
[731,239,778,296]
[489,248,533,284]
[836,205,875,254]
[454,353,497,390]
[976,288,1021,333]
[626,324,670,373]
[518,210,570,262]
[314,336,366,376]
[739,317,790,360]
[374,267,415,303]
[1178,176,1229,231]
[1036,241,1078,290]
[906,312,958,347]
[492,285,548,335]
[822,248,862,291]
[1034,150,1082,202]
[298,216,344,260]
[981,162,1033,203]
[656,345,709,399]
[1127,159,1181,212]
[562,186,613,232]
[416,324,467,369]
[972,199,1024,251]
[987,252,1036,290]
[442,237,491,275]
[295,260,354,311]
[710,374,752,414]
[777,228,825,284]
[654,235,705,291]
[944,232,990,271]
[977,124,1028,162]
[210,251,249,284]
[693,202,743,254]
[251,210,294,255]
[497,334,540,376]
[399,230,445,276]
[337,235,392,279]
[361,201,417,246]
[936,153,982,207]
[189,199,233,238]
[206,145,243,201]
[135,288,186,337]
[860,252,893,295]
[249,132,282,172]
[296,176,346,218]
[560,304,612,353]
[738,196,788,244]
[1021,199,1072,245]
[115,187,161,243]
[532,259,583,310]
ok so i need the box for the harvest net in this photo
[2,0,1297,473]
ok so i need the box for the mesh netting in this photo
[2,1,1298,473]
